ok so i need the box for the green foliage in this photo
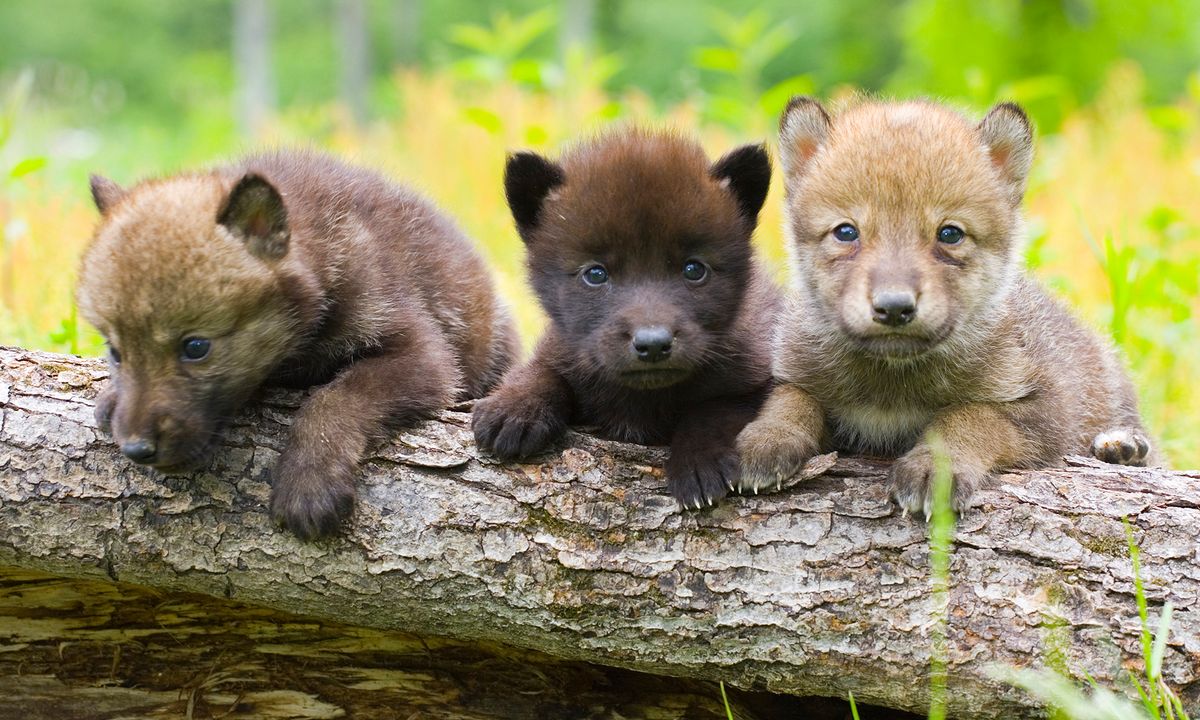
[893,0,1200,127]
[449,8,558,87]
[692,8,813,129]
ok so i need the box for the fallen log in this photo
[1,346,1197,718]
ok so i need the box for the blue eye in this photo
[582,265,609,286]
[682,260,708,282]
[108,345,121,365]
[832,223,860,243]
[937,225,965,245]
[181,337,211,361]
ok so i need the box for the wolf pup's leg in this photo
[736,383,827,494]
[473,336,573,461]
[888,403,1027,517]
[667,395,765,508]
[271,324,457,540]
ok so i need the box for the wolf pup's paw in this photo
[472,391,566,460]
[734,418,819,495]
[665,444,738,509]
[270,447,358,541]
[1091,429,1152,466]
[888,444,990,519]
[94,384,118,434]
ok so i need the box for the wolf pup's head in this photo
[77,172,317,471]
[505,129,770,389]
[778,98,1033,361]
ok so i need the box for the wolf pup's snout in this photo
[871,289,918,326]
[631,326,673,362]
[119,437,157,463]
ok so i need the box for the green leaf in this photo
[1149,602,1173,680]
[692,47,740,73]
[760,75,817,116]
[9,156,46,179]
[461,107,503,135]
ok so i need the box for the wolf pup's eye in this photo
[582,264,609,286]
[181,337,212,361]
[937,225,965,245]
[832,223,860,243]
[108,346,121,365]
[682,260,708,282]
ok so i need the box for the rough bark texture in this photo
[1,347,1198,719]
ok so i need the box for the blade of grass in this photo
[928,434,956,720]
[719,681,734,720]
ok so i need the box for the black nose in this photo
[872,290,918,327]
[632,326,674,363]
[120,438,158,464]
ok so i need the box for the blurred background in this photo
[0,0,1197,464]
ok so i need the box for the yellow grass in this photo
[2,70,1196,465]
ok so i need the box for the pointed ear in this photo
[979,102,1034,204]
[778,96,831,180]
[710,143,771,225]
[89,174,126,214]
[217,174,290,260]
[504,151,565,238]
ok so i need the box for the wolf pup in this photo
[472,129,780,508]
[737,98,1157,516]
[77,150,518,539]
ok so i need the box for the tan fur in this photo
[78,150,517,539]
[738,98,1157,514]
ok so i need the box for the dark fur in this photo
[473,129,780,508]
[737,98,1157,516]
[78,150,518,539]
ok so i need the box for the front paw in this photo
[888,444,989,518]
[270,446,358,541]
[472,391,566,460]
[666,445,739,509]
[1091,429,1152,466]
[735,417,819,494]
[94,384,117,434]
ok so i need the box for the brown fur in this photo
[473,128,780,508]
[737,98,1156,515]
[77,150,517,539]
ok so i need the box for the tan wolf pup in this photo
[78,150,517,539]
[736,97,1157,515]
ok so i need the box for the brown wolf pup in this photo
[737,98,1157,515]
[472,129,780,508]
[77,150,518,539]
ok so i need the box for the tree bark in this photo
[1,347,1197,719]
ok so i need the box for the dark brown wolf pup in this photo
[78,150,518,539]
[472,129,780,508]
[737,98,1157,516]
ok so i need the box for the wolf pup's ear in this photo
[504,151,565,238]
[778,96,831,180]
[710,143,771,225]
[89,174,126,214]
[217,173,290,260]
[979,102,1034,205]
